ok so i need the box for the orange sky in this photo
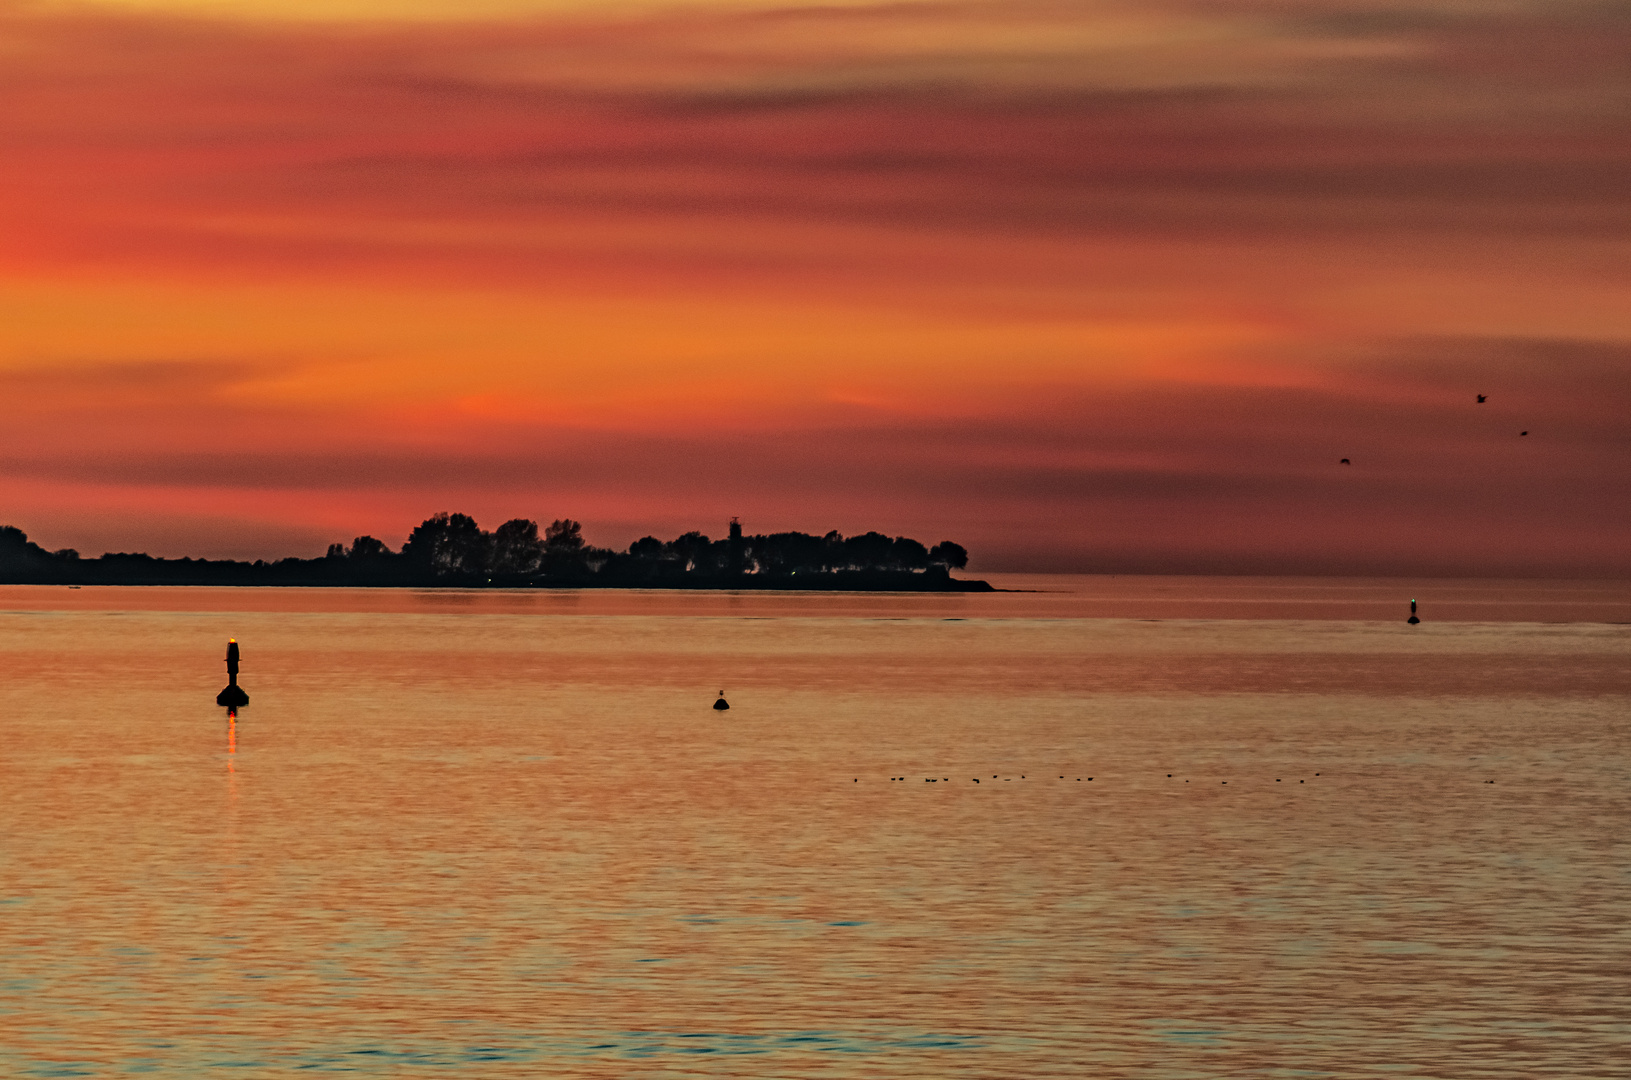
[1,0,1627,573]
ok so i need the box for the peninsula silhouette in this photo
[0,516,990,591]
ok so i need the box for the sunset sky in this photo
[1,0,1626,573]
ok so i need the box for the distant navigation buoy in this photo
[1407,598,1420,625]
[713,691,730,711]
[216,638,249,709]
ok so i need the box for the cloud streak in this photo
[0,0,1627,572]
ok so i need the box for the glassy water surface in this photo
[1,576,1627,1077]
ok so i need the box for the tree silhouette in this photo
[348,536,392,560]
[491,518,544,575]
[628,535,665,559]
[930,541,968,570]
[667,531,713,573]
[892,537,930,571]
[403,512,488,576]
[0,526,38,561]
[841,531,895,570]
[544,519,584,552]
[0,527,84,583]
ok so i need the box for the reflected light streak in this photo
[226,709,238,787]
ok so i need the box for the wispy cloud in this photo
[1,0,1626,570]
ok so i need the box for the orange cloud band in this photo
[0,1,1626,572]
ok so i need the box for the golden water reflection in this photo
[0,583,1625,1077]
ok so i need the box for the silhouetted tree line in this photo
[0,517,986,590]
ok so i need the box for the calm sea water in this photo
[1,576,1627,1078]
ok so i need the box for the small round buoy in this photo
[712,691,729,711]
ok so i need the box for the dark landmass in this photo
[0,515,991,591]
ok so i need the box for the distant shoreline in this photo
[23,573,993,593]
[2,516,984,591]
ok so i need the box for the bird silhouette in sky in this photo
[1477,394,1486,403]
[1520,431,1528,436]
[1340,458,1350,465]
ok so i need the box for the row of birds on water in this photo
[867,774,1499,784]
[1338,393,1529,466]
[876,774,1322,783]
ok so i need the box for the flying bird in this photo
[1340,458,1351,465]
[1520,431,1528,437]
[1477,394,1486,403]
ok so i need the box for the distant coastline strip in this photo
[0,516,989,591]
